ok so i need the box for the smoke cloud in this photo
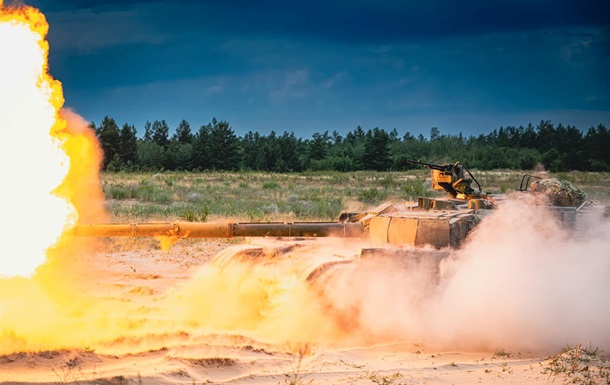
[321,200,610,352]
[434,201,610,351]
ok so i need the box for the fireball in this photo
[0,2,84,277]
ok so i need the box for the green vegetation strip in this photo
[101,170,610,222]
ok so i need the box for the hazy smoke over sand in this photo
[162,200,610,353]
[434,201,610,351]
[2,183,608,355]
[322,201,610,352]
[5,197,608,355]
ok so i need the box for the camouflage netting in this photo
[529,178,587,207]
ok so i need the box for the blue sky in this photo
[16,0,610,138]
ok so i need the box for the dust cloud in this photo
[3,196,609,355]
[321,200,610,353]
[434,201,610,351]
[167,200,610,354]
[165,243,350,345]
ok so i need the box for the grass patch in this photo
[542,344,610,385]
[262,180,280,189]
[100,170,610,222]
[402,181,436,199]
[357,187,388,204]
[191,357,237,367]
[492,349,512,359]
[366,370,409,385]
[180,205,209,222]
[280,346,313,385]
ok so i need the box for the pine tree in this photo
[174,143,194,170]
[95,116,121,170]
[143,121,153,142]
[137,141,166,170]
[192,124,210,170]
[258,131,280,170]
[119,123,138,167]
[430,127,440,141]
[363,128,391,170]
[583,124,610,170]
[151,119,170,148]
[241,131,261,170]
[207,118,242,170]
[172,119,193,144]
[278,131,303,171]
[308,131,329,161]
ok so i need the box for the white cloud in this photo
[323,72,347,89]
[206,85,223,94]
[269,68,310,100]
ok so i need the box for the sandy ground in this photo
[0,238,604,385]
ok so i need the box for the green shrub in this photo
[357,187,387,203]
[180,205,209,222]
[262,180,280,189]
[402,182,434,199]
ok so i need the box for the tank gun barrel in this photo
[71,202,483,248]
[406,159,453,172]
[72,221,365,239]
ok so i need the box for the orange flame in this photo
[0,3,105,277]
[0,1,108,354]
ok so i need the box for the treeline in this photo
[92,116,610,172]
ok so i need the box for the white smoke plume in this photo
[322,200,610,352]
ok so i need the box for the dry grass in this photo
[542,344,610,384]
[100,170,610,222]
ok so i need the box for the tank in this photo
[74,161,490,248]
[72,161,607,286]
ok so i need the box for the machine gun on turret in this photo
[406,160,454,172]
[406,159,485,200]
